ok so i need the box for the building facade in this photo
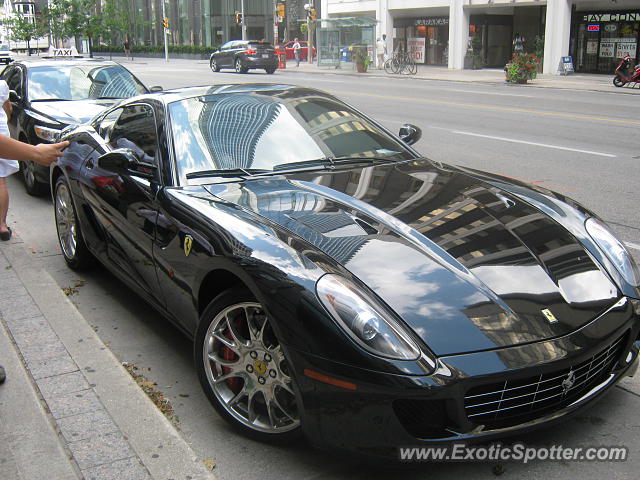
[321,0,639,74]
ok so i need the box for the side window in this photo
[221,42,233,51]
[97,108,123,140]
[108,104,159,166]
[5,67,22,97]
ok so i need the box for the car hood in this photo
[203,160,620,356]
[31,98,117,125]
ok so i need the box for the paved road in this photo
[5,59,640,479]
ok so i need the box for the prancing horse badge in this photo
[184,235,193,257]
[541,308,558,323]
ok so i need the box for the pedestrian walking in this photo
[0,80,18,242]
[123,39,131,60]
[293,38,301,67]
[0,135,68,386]
[513,33,525,54]
[376,34,387,69]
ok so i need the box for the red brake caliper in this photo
[222,320,241,393]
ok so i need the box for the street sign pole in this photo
[241,0,247,40]
[162,1,169,62]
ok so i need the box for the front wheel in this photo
[54,176,94,270]
[613,76,625,87]
[195,288,302,443]
[235,58,247,74]
[210,57,220,72]
[20,158,48,196]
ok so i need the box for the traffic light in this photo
[277,4,285,18]
[309,8,316,20]
[162,17,169,29]
[235,12,242,24]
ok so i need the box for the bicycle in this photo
[384,52,417,75]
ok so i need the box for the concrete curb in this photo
[0,240,215,480]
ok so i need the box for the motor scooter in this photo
[613,55,640,87]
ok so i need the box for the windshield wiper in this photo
[273,156,400,172]
[186,168,269,179]
[31,98,70,102]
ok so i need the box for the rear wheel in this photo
[210,57,220,72]
[613,76,625,87]
[20,157,48,196]
[195,288,302,443]
[235,58,247,74]
[54,176,94,270]
[265,66,276,74]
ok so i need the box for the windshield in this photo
[28,64,147,101]
[0,45,10,52]
[169,89,414,183]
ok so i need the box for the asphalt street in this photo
[4,58,640,480]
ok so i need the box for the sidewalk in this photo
[281,60,639,94]
[0,233,215,480]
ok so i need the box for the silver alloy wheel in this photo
[55,182,77,260]
[203,302,300,434]
[235,58,243,73]
[23,159,36,188]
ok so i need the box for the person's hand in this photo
[31,141,70,167]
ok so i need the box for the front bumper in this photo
[291,297,640,457]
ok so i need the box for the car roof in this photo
[13,58,121,68]
[125,84,322,106]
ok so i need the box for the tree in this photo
[6,16,40,56]
[41,0,68,48]
[64,0,105,57]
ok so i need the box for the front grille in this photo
[464,334,627,430]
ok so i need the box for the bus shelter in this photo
[316,17,377,68]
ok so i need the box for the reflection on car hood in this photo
[32,98,117,125]
[204,160,620,356]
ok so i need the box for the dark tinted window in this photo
[109,104,159,166]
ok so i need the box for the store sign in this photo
[586,41,598,54]
[582,13,640,22]
[599,42,615,58]
[616,42,637,58]
[407,37,426,64]
[414,17,448,27]
[605,24,617,32]
[587,24,600,32]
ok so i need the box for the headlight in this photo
[316,274,421,360]
[586,217,640,287]
[34,125,62,142]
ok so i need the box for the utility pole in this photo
[272,0,278,46]
[240,0,247,40]
[162,1,169,62]
[305,1,315,63]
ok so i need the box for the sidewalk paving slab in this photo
[0,236,216,480]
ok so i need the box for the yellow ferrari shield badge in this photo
[541,308,558,323]
[183,235,193,257]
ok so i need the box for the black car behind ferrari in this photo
[1,59,155,195]
[51,84,639,456]
[210,40,278,74]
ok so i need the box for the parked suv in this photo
[210,40,277,74]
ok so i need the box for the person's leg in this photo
[0,364,5,383]
[0,177,10,237]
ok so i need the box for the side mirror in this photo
[399,124,422,145]
[9,90,21,103]
[149,85,163,92]
[98,148,157,180]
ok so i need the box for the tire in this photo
[54,176,94,270]
[613,76,625,87]
[20,156,49,196]
[235,58,247,74]
[210,57,220,72]
[405,62,418,75]
[265,66,276,74]
[195,287,302,443]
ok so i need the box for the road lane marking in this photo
[452,130,616,157]
[338,90,640,126]
[625,242,640,251]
